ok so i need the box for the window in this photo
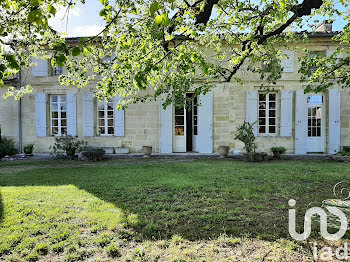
[54,66,63,76]
[50,95,67,136]
[258,93,277,135]
[97,99,114,135]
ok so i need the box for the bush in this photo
[337,150,350,156]
[78,146,105,161]
[50,135,86,157]
[270,146,286,159]
[24,144,34,154]
[0,137,17,158]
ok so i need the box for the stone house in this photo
[1,24,349,155]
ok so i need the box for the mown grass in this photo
[0,159,349,261]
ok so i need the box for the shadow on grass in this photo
[0,159,349,240]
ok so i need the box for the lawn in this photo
[0,158,349,261]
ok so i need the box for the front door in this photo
[174,103,186,152]
[306,95,325,153]
[173,94,198,153]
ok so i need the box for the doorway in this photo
[306,95,325,153]
[173,94,198,153]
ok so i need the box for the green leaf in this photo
[30,0,41,7]
[150,2,159,17]
[71,47,81,56]
[28,10,42,23]
[47,5,57,16]
[155,15,163,25]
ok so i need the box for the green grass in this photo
[0,159,349,261]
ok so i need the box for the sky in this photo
[48,0,347,37]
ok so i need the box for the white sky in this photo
[48,0,346,37]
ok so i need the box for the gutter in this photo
[18,69,22,154]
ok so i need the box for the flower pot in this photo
[218,146,230,158]
[272,151,281,159]
[142,146,152,158]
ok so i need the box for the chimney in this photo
[315,20,333,33]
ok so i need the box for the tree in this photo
[0,0,347,107]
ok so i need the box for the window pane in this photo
[259,102,266,109]
[259,126,266,133]
[107,103,113,110]
[98,103,104,110]
[269,110,276,117]
[99,119,105,126]
[61,128,67,135]
[308,119,312,127]
[52,127,58,135]
[107,111,113,118]
[312,127,316,136]
[61,119,67,126]
[60,96,66,103]
[108,127,114,135]
[259,118,266,125]
[308,108,312,117]
[259,110,266,117]
[269,118,275,125]
[269,102,276,109]
[51,103,58,111]
[259,94,266,101]
[52,96,58,102]
[108,119,113,126]
[194,116,197,125]
[269,126,276,133]
[175,126,184,135]
[175,116,184,125]
[269,94,276,101]
[193,105,197,115]
[194,126,198,136]
[61,112,66,118]
[317,127,321,136]
[99,127,105,134]
[52,112,58,118]
[60,104,67,111]
[52,120,58,126]
[175,106,184,115]
[98,111,104,118]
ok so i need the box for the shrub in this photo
[23,144,34,154]
[78,146,105,161]
[235,121,257,154]
[270,146,287,159]
[50,135,86,157]
[337,150,350,156]
[105,242,121,258]
[0,137,17,158]
[35,243,48,255]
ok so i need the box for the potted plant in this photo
[23,144,34,156]
[218,146,230,158]
[270,147,286,159]
[142,146,152,158]
[50,135,87,158]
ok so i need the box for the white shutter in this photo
[329,89,341,154]
[295,90,308,154]
[281,50,295,73]
[32,58,49,77]
[280,90,293,137]
[114,95,125,137]
[246,90,258,136]
[159,98,173,153]
[67,93,77,136]
[198,91,214,153]
[82,92,94,137]
[35,93,47,137]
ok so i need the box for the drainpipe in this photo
[18,69,22,154]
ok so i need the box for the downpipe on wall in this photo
[18,69,22,154]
